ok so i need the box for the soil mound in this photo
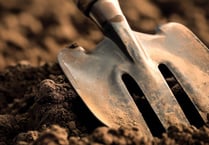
[0,0,209,144]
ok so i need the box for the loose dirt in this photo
[0,0,209,144]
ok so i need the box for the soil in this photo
[0,0,209,144]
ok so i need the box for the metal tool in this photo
[58,0,209,137]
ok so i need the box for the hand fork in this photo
[58,0,209,137]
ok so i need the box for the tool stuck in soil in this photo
[58,0,209,137]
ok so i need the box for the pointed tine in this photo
[58,38,153,137]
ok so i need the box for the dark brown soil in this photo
[0,0,209,144]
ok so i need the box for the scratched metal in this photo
[58,0,209,137]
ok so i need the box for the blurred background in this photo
[0,0,208,70]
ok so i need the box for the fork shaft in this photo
[74,0,150,63]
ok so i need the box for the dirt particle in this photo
[33,125,69,145]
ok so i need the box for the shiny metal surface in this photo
[58,0,209,137]
[58,22,209,137]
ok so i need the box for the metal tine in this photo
[134,22,209,124]
[127,63,190,129]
